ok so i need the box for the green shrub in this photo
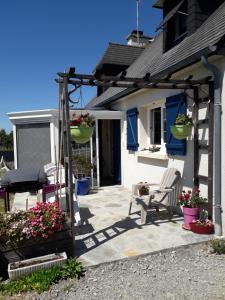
[60,257,83,279]
[210,238,225,254]
[0,257,83,295]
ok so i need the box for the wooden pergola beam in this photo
[58,72,212,86]
[67,79,193,90]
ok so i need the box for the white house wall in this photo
[111,55,225,235]
[112,88,194,192]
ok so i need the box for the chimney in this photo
[126,30,153,46]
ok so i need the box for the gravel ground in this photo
[7,242,225,300]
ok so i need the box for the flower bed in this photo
[0,202,73,275]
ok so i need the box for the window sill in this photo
[137,151,169,160]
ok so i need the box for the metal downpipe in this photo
[201,56,222,236]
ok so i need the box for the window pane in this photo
[153,108,161,145]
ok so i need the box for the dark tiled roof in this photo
[86,2,225,108]
[93,43,144,72]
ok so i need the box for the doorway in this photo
[98,119,121,186]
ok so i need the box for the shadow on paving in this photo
[75,209,183,257]
[76,207,95,235]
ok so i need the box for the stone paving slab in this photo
[76,186,213,267]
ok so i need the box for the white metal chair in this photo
[128,168,182,224]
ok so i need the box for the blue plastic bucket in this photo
[77,178,90,195]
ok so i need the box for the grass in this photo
[0,258,83,296]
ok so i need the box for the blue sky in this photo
[0,0,162,132]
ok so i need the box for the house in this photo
[85,0,225,236]
[8,1,225,236]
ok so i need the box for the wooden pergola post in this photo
[60,75,76,256]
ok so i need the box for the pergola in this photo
[56,66,215,254]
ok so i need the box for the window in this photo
[164,0,188,51]
[174,3,188,41]
[149,106,166,148]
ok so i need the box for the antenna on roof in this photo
[136,0,140,45]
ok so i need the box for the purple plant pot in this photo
[183,207,199,230]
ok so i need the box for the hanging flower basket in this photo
[170,124,192,140]
[70,125,94,144]
[70,113,95,144]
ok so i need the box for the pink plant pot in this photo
[183,207,199,230]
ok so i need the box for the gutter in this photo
[201,55,222,236]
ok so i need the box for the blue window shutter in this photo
[127,108,138,151]
[166,93,187,156]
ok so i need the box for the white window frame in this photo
[147,101,166,152]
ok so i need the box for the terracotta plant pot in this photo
[70,125,94,144]
[182,207,199,230]
[190,222,214,234]
[170,125,192,140]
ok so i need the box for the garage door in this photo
[17,123,51,169]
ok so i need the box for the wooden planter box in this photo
[0,228,73,275]
[8,252,67,280]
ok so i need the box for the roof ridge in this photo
[108,42,145,49]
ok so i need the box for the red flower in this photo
[178,194,184,200]
[185,193,190,199]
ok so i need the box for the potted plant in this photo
[178,188,207,230]
[190,219,214,234]
[70,112,95,144]
[138,185,149,196]
[170,113,193,140]
[73,153,93,195]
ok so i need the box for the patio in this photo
[76,186,212,267]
